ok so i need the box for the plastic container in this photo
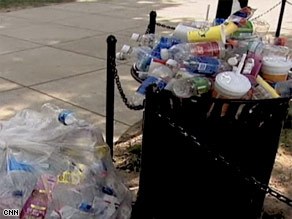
[172,76,211,98]
[213,71,251,99]
[261,58,292,83]
[131,33,160,48]
[161,41,227,61]
[173,23,197,42]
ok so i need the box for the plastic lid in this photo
[121,45,131,54]
[263,57,292,68]
[160,49,169,60]
[228,57,239,66]
[131,33,140,41]
[215,71,251,98]
[166,59,178,67]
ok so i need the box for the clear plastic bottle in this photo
[150,36,181,59]
[172,76,212,98]
[182,56,223,75]
[131,33,160,48]
[150,59,179,82]
[118,45,153,72]
[161,41,228,62]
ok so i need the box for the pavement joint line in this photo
[28,68,105,87]
[0,33,47,46]
[0,86,24,94]
[26,86,131,127]
[0,73,131,127]
[47,44,107,60]
[2,8,87,24]
[0,45,44,56]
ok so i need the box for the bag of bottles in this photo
[0,104,132,219]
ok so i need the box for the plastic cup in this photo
[261,58,292,83]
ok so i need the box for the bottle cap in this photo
[166,59,178,68]
[160,49,169,60]
[131,33,140,41]
[121,45,131,54]
[228,57,239,66]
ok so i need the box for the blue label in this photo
[8,156,33,172]
[186,57,220,75]
[151,37,180,59]
[137,76,167,95]
[58,110,73,125]
[79,203,92,212]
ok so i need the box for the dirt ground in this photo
[114,123,292,218]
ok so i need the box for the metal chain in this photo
[155,112,292,207]
[287,0,292,6]
[111,60,144,111]
[250,1,282,21]
[155,22,176,30]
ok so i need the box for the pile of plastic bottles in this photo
[0,104,132,219]
[116,7,292,105]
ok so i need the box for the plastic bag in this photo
[0,104,132,219]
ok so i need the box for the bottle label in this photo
[58,110,73,125]
[194,42,220,57]
[190,77,211,94]
[137,76,167,95]
[8,156,33,172]
[187,57,220,75]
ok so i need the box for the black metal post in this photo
[148,11,157,34]
[106,35,117,157]
[276,0,287,37]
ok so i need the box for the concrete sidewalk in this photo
[0,0,291,140]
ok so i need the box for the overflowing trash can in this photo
[112,4,292,219]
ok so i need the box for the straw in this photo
[206,4,210,22]
[236,53,247,75]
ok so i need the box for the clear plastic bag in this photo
[0,104,132,219]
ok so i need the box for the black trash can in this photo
[132,87,290,219]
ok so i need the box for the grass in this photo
[0,0,75,9]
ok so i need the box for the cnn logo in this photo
[2,209,19,217]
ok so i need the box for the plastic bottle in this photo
[7,155,37,206]
[275,80,292,97]
[161,41,229,62]
[119,45,153,72]
[172,76,212,98]
[131,75,167,105]
[150,36,181,59]
[131,33,160,48]
[150,59,179,82]
[182,56,223,75]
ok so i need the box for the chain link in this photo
[155,112,292,207]
[155,22,176,30]
[287,0,292,6]
[250,1,282,21]
[111,59,144,111]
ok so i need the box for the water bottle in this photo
[119,45,153,71]
[172,76,212,98]
[131,33,160,48]
[151,36,181,59]
[161,41,227,62]
[7,155,37,205]
[131,75,167,105]
[275,80,292,97]
[150,59,179,82]
[183,56,222,75]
